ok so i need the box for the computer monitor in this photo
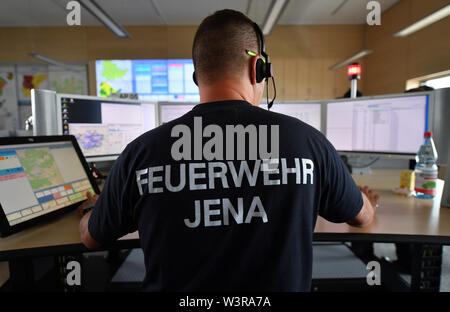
[159,102,196,124]
[14,130,33,137]
[326,93,431,156]
[260,102,322,132]
[0,130,10,137]
[56,94,158,162]
[95,59,200,102]
[31,89,58,136]
[0,136,99,236]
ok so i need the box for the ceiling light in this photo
[28,53,83,71]
[79,0,131,38]
[393,4,450,37]
[331,0,349,16]
[262,0,290,36]
[329,50,373,70]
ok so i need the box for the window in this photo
[421,75,450,89]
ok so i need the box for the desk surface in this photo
[315,169,450,243]
[1,169,449,260]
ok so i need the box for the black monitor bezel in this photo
[0,135,100,237]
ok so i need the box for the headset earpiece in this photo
[192,72,198,86]
[255,58,265,83]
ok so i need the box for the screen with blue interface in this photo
[326,95,429,154]
[0,141,94,226]
[95,59,199,102]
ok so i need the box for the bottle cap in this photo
[424,132,433,137]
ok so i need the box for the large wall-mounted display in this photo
[95,59,199,102]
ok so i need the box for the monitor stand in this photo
[352,167,372,175]
[341,155,377,176]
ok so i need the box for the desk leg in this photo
[8,259,35,291]
[410,244,442,292]
[56,255,83,292]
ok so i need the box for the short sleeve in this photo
[88,153,137,245]
[318,140,363,223]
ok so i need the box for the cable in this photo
[268,76,276,110]
[348,156,380,168]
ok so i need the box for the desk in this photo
[0,169,449,290]
[315,169,450,244]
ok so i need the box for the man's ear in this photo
[249,56,258,85]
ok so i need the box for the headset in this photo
[192,22,276,109]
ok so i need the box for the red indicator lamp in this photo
[347,63,361,80]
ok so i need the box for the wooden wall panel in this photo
[283,59,298,100]
[166,26,197,59]
[270,58,285,99]
[365,0,450,95]
[86,26,169,60]
[267,25,366,100]
[0,24,366,100]
[2,0,449,99]
[0,27,35,62]
[323,58,337,99]
[296,58,309,99]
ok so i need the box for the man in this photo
[79,9,378,291]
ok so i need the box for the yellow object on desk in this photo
[400,170,415,190]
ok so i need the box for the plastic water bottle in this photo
[414,132,438,199]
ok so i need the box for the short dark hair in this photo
[405,85,434,93]
[192,9,260,84]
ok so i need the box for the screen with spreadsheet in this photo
[60,96,157,158]
[260,103,322,131]
[326,95,429,154]
[0,141,95,226]
[95,59,200,102]
[159,103,195,124]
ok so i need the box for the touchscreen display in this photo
[0,141,94,226]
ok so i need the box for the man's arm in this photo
[347,186,379,227]
[78,192,101,249]
[79,210,101,249]
[77,148,138,248]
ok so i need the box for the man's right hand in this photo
[77,191,99,217]
[359,185,379,212]
[347,186,379,227]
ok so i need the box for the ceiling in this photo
[0,0,399,27]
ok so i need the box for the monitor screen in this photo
[326,95,429,154]
[160,103,195,124]
[60,96,157,158]
[0,140,95,226]
[260,103,322,131]
[95,59,200,102]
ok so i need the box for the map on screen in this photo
[16,148,64,190]
[95,59,200,102]
[61,96,157,158]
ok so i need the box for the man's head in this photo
[192,9,266,105]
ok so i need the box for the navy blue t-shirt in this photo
[88,100,362,291]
